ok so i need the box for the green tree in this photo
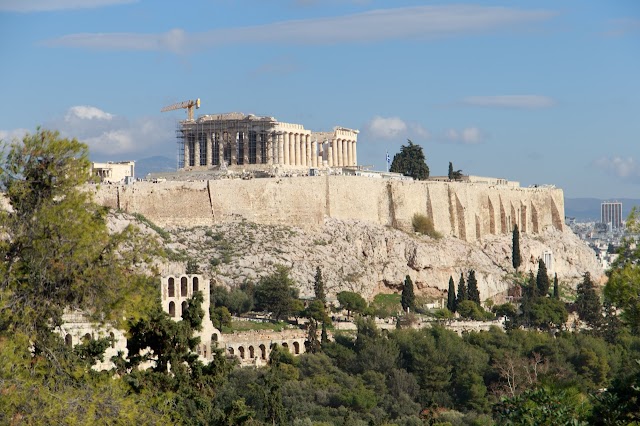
[512,224,522,270]
[456,272,467,311]
[467,270,480,305]
[448,161,454,180]
[254,265,299,320]
[186,258,200,274]
[401,275,416,312]
[313,266,326,304]
[337,291,367,317]
[536,258,550,296]
[576,272,602,328]
[553,273,560,299]
[447,276,456,312]
[528,297,568,330]
[0,128,157,340]
[389,139,429,180]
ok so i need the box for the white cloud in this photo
[0,0,136,12]
[364,116,429,141]
[593,156,640,181]
[443,127,485,144]
[51,106,174,157]
[43,5,556,53]
[461,95,555,109]
[66,105,114,121]
[0,128,29,142]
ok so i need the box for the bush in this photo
[412,213,441,239]
[457,300,493,321]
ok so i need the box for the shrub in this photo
[412,213,441,239]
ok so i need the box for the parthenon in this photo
[178,112,359,170]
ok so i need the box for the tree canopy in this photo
[512,224,522,270]
[253,265,299,320]
[389,140,429,180]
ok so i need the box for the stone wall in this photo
[91,176,564,242]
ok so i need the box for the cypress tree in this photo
[456,272,467,310]
[448,162,454,180]
[576,272,602,327]
[321,321,329,345]
[536,258,550,296]
[447,276,456,312]
[401,275,416,312]
[467,269,480,304]
[512,225,522,270]
[313,266,326,304]
[553,273,559,300]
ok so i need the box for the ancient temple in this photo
[177,112,358,170]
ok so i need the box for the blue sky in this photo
[0,0,639,198]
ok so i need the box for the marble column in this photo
[183,137,190,168]
[267,133,273,165]
[352,141,357,166]
[256,133,262,165]
[311,140,318,168]
[327,143,333,167]
[336,139,342,166]
[283,132,290,165]
[294,133,300,166]
[194,135,201,167]
[218,133,224,166]
[331,139,337,167]
[277,133,284,165]
[243,133,249,165]
[301,135,307,167]
[206,133,212,166]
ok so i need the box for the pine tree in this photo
[467,270,481,304]
[401,275,416,312]
[512,225,522,270]
[536,259,550,296]
[313,266,326,305]
[553,273,559,299]
[576,272,602,328]
[389,140,430,180]
[456,273,467,311]
[447,276,456,312]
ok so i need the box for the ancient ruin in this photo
[177,112,358,170]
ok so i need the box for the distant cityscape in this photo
[567,200,638,271]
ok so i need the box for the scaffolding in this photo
[176,113,278,170]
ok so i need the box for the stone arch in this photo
[259,344,266,360]
[249,346,255,358]
[65,334,72,347]
[168,277,175,297]
[212,333,219,342]
[531,203,539,233]
[84,333,92,342]
[181,301,188,317]
[488,197,496,234]
[239,346,245,359]
[520,203,527,233]
[293,341,300,355]
[181,277,188,297]
[169,301,176,317]
[282,342,289,352]
[192,276,199,293]
[455,195,466,241]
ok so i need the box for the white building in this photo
[91,161,135,183]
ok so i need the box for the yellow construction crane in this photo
[161,98,200,121]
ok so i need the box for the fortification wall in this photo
[91,177,564,242]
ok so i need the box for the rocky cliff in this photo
[144,215,601,302]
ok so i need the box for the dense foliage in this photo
[3,129,640,425]
[390,140,429,180]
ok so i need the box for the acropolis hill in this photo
[92,175,564,242]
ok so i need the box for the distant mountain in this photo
[565,198,640,221]
[135,156,176,179]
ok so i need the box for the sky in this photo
[0,0,639,199]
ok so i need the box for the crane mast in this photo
[161,98,200,121]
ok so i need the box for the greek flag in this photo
[386,151,391,172]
